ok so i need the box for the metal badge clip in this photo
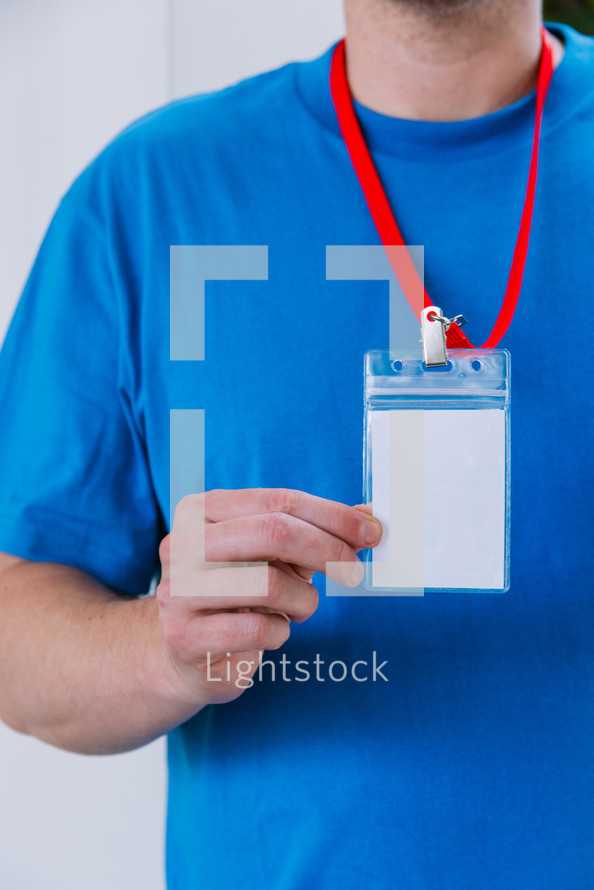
[421,306,468,367]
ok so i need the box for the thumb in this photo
[352,504,382,540]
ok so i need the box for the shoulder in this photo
[64,60,306,215]
[549,22,594,83]
[125,61,299,144]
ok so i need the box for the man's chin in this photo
[385,0,487,13]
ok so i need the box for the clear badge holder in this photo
[363,310,511,594]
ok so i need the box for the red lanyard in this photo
[329,27,554,348]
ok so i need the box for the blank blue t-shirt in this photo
[0,22,593,890]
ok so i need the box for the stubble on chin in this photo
[380,0,492,15]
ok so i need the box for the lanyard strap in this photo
[329,27,555,349]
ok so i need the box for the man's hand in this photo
[156,489,382,707]
[0,489,381,754]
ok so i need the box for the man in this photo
[0,0,592,887]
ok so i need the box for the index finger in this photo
[203,489,382,551]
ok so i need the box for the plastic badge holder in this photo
[364,349,511,594]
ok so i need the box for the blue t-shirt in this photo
[1,22,593,890]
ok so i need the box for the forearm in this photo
[0,559,201,755]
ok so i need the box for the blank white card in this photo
[370,409,506,591]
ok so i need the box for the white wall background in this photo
[0,1,344,888]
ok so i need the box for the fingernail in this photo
[361,518,382,546]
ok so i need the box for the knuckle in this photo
[203,489,224,511]
[160,616,189,655]
[261,511,293,548]
[265,488,300,516]
[179,493,203,511]
[158,535,171,567]
[243,612,272,648]
[173,492,205,527]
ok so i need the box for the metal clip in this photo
[421,307,468,367]
[421,306,448,367]
[447,314,468,328]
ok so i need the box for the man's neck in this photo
[343,0,564,122]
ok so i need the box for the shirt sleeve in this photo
[0,193,162,595]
